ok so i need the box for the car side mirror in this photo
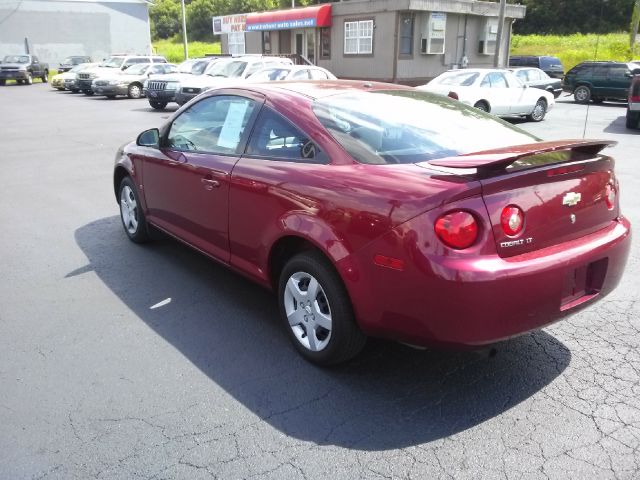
[137,128,160,148]
[633,68,640,76]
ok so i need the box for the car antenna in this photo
[582,0,607,138]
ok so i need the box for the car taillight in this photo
[605,184,616,210]
[500,206,524,236]
[448,91,459,100]
[630,96,640,102]
[434,211,478,249]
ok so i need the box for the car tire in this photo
[626,110,640,129]
[83,90,94,96]
[69,88,79,93]
[26,74,33,85]
[42,71,48,83]
[128,84,142,99]
[473,101,490,112]
[55,87,64,91]
[118,177,150,244]
[278,251,366,366]
[149,100,168,110]
[574,85,591,104]
[0,79,5,86]
[527,98,547,122]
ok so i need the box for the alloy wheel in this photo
[120,185,139,235]
[283,271,332,352]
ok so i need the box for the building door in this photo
[306,29,316,64]
[295,32,304,57]
[279,30,291,54]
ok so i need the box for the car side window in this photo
[609,66,629,79]
[246,107,320,162]
[481,72,508,88]
[291,69,311,80]
[515,70,528,82]
[244,63,263,78]
[309,69,329,80]
[167,95,257,154]
[593,66,608,77]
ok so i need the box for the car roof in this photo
[233,80,411,100]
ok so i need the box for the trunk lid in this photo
[426,140,619,258]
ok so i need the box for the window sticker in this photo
[218,101,249,149]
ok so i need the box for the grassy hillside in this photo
[510,33,636,71]
[153,38,221,63]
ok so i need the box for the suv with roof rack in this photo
[563,61,637,104]
[76,54,167,95]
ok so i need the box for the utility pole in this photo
[181,0,189,60]
[493,0,507,68]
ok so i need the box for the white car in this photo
[175,56,293,105]
[247,65,336,81]
[417,68,555,122]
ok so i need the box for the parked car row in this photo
[143,55,336,110]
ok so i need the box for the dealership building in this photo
[0,0,152,67]
[215,0,527,84]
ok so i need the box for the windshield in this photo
[433,71,479,86]
[190,60,209,75]
[101,57,124,68]
[124,64,150,75]
[69,64,87,73]
[249,68,290,81]
[205,60,248,78]
[3,55,29,64]
[312,90,539,165]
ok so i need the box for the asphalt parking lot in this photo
[1,84,639,480]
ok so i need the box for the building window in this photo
[425,12,446,54]
[320,27,331,58]
[399,13,413,56]
[228,32,245,56]
[344,20,373,55]
[480,17,498,55]
[262,31,271,54]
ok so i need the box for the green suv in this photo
[563,61,638,104]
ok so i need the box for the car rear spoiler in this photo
[426,140,616,173]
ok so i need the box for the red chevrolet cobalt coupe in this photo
[114,81,631,365]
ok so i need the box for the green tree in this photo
[150,0,182,40]
[513,0,637,35]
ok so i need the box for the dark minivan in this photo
[509,56,565,79]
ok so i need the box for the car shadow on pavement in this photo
[72,216,571,451]
[604,116,640,134]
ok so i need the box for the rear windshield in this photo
[434,71,479,86]
[312,90,539,165]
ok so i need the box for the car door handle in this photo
[201,178,220,189]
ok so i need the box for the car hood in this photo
[180,75,242,89]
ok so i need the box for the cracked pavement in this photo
[0,86,638,479]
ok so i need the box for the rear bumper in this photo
[340,216,631,348]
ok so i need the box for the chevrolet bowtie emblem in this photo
[562,192,582,207]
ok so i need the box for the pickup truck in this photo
[0,54,49,85]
